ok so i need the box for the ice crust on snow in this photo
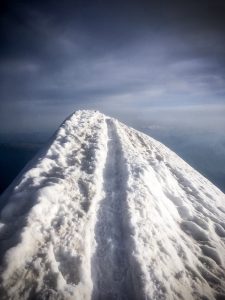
[0,110,225,300]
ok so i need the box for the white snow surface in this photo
[0,110,225,300]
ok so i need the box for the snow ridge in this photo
[0,110,225,300]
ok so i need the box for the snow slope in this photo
[0,110,225,300]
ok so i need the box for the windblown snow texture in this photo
[0,110,225,300]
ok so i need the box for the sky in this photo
[0,0,225,134]
[0,0,225,192]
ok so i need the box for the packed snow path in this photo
[91,119,135,300]
[0,110,225,300]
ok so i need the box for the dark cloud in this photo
[0,0,225,134]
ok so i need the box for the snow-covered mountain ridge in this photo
[0,110,225,300]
